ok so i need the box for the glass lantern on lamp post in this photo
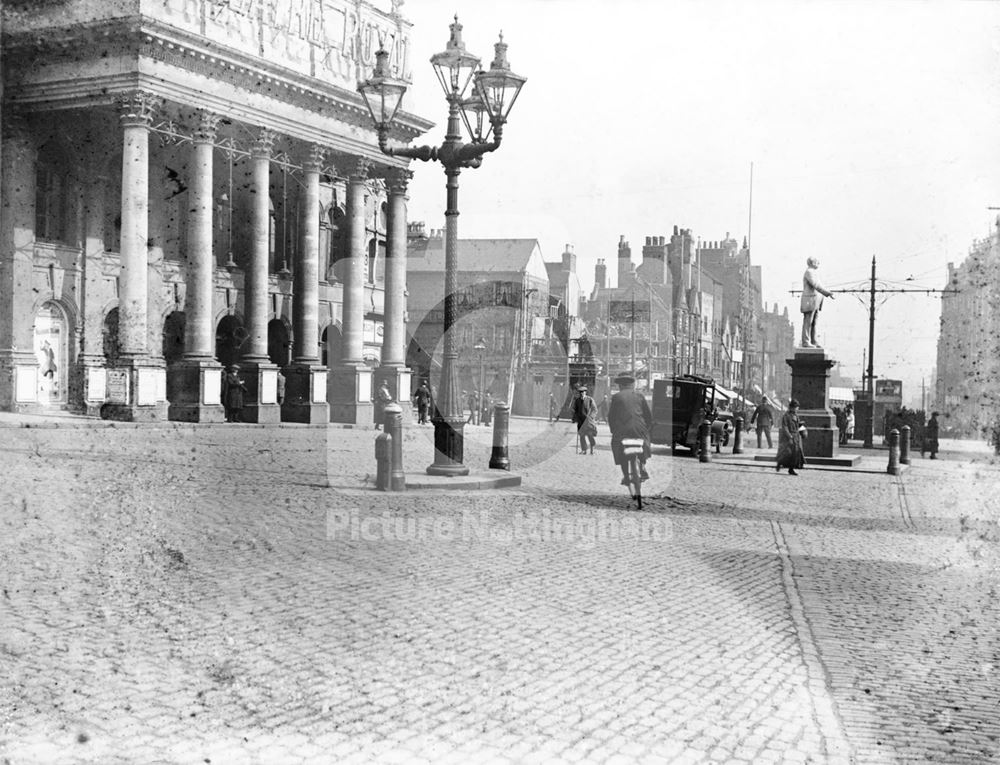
[358,17,526,476]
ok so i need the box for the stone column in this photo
[102,91,167,421]
[240,128,281,423]
[0,116,40,412]
[328,158,374,425]
[374,168,412,418]
[282,144,328,423]
[76,171,111,416]
[167,110,225,422]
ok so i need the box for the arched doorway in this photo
[321,324,343,368]
[267,318,290,367]
[162,311,185,365]
[34,301,68,405]
[103,308,120,367]
[215,315,246,369]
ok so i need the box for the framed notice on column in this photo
[312,371,327,403]
[15,367,38,402]
[260,369,278,405]
[106,370,129,404]
[203,369,222,405]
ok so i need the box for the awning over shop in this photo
[713,384,740,400]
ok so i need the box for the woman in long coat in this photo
[776,399,806,475]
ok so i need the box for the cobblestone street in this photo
[1,416,998,764]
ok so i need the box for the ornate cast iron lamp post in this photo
[359,17,526,475]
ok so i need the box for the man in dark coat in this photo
[749,396,775,448]
[222,364,247,423]
[413,382,432,425]
[607,375,653,485]
[572,386,599,455]
[923,411,940,459]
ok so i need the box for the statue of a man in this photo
[800,257,834,347]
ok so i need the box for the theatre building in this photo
[0,0,431,422]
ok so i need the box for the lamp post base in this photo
[427,414,470,476]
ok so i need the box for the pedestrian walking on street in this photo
[572,386,599,455]
[776,398,806,475]
[749,396,774,448]
[481,392,493,427]
[466,390,478,425]
[598,394,610,423]
[608,375,652,484]
[923,411,940,459]
[845,405,855,442]
[549,393,558,423]
[221,364,247,423]
[414,382,432,425]
[374,380,392,430]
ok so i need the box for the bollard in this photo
[733,416,744,455]
[489,401,511,470]
[887,428,900,475]
[900,424,911,465]
[383,402,406,491]
[374,432,391,490]
[698,418,711,463]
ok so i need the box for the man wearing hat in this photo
[571,384,599,455]
[749,395,775,449]
[607,375,653,484]
[221,364,247,423]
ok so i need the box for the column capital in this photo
[193,111,222,143]
[350,157,373,182]
[387,168,414,195]
[304,144,326,172]
[1,110,33,145]
[252,128,278,159]
[118,90,162,128]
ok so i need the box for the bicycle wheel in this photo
[629,455,642,509]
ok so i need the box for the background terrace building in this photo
[935,217,1000,437]
[404,226,552,414]
[0,0,432,423]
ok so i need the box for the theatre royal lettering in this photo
[175,0,411,85]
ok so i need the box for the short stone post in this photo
[383,402,405,491]
[887,428,900,476]
[374,431,391,490]
[698,418,711,463]
[900,425,911,465]
[489,401,511,470]
[733,416,744,455]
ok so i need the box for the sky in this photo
[388,0,1000,405]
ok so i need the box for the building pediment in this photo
[2,0,432,145]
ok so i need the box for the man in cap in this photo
[800,257,835,348]
[607,375,653,484]
[749,395,775,449]
[571,384,598,454]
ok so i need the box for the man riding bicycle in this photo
[607,375,653,485]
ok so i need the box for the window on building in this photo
[36,144,70,244]
[367,238,377,283]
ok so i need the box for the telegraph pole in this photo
[865,256,876,447]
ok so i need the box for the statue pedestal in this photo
[787,348,839,460]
